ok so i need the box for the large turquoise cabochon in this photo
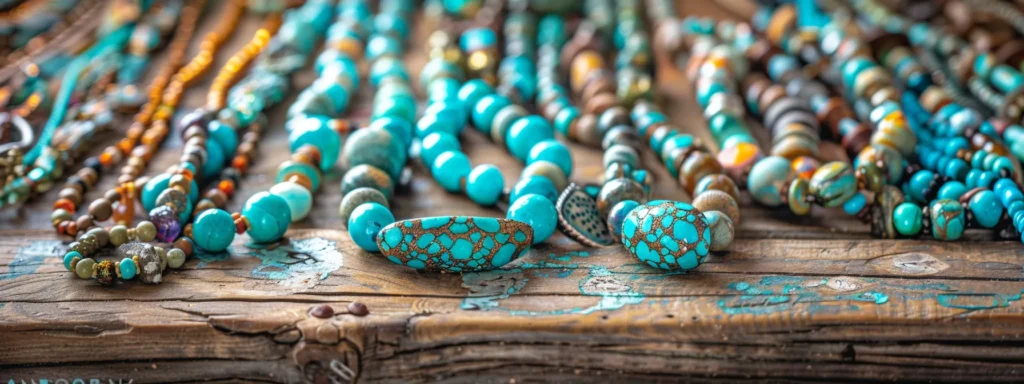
[620,200,711,271]
[376,216,533,272]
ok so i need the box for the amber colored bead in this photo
[585,93,618,115]
[288,174,313,191]
[293,144,321,167]
[174,238,194,256]
[53,198,76,212]
[112,201,134,224]
[65,221,79,237]
[231,156,248,172]
[218,179,235,197]
[234,218,248,234]
[57,221,71,236]
[678,152,723,194]
[330,119,351,135]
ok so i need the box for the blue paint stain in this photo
[193,248,230,268]
[0,240,64,280]
[247,237,344,288]
[718,276,891,316]
[936,292,1023,310]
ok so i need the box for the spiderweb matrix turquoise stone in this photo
[376,216,533,273]
[621,201,711,271]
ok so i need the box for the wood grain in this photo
[1,1,1024,383]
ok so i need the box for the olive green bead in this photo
[341,164,395,200]
[338,187,390,227]
[75,257,95,279]
[166,248,187,269]
[87,227,109,247]
[135,221,157,242]
[109,225,129,246]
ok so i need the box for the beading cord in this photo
[21,2,145,167]
[186,0,357,253]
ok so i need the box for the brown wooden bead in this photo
[58,188,82,205]
[88,200,113,221]
[174,238,194,256]
[75,215,94,232]
[584,93,618,115]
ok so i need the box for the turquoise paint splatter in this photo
[247,237,344,288]
[193,247,231,268]
[936,292,1024,311]
[719,276,890,316]
[0,240,64,280]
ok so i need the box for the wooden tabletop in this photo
[3,1,1024,383]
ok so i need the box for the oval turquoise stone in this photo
[119,257,137,280]
[929,199,966,241]
[192,209,236,252]
[621,201,711,271]
[458,79,495,111]
[969,190,1003,228]
[376,216,533,272]
[243,192,292,243]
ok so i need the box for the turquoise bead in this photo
[423,101,467,134]
[243,192,293,243]
[969,190,1003,228]
[192,209,236,252]
[366,35,402,61]
[208,120,238,155]
[342,126,406,180]
[202,140,226,181]
[416,112,461,138]
[459,27,497,51]
[507,194,557,244]
[509,176,558,203]
[554,107,579,137]
[288,115,341,171]
[472,94,511,131]
[320,54,359,89]
[63,251,81,271]
[842,192,866,215]
[527,139,572,177]
[937,181,967,200]
[458,79,495,111]
[466,164,505,206]
[907,170,935,203]
[420,132,461,165]
[695,80,727,108]
[431,150,471,193]
[376,216,532,272]
[808,162,857,208]
[270,181,313,222]
[929,199,966,241]
[621,201,710,271]
[893,202,923,236]
[369,57,408,87]
[374,13,408,40]
[748,156,792,207]
[347,202,395,252]
[276,161,322,192]
[507,115,554,161]
[369,116,414,147]
[311,78,350,113]
[119,257,137,280]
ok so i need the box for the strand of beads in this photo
[189,0,353,253]
[143,13,281,248]
[50,0,216,238]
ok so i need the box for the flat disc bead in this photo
[466,164,505,206]
[431,151,471,193]
[349,202,395,252]
[929,199,966,241]
[342,164,395,200]
[694,174,740,201]
[339,187,389,227]
[270,181,313,222]
[243,192,293,243]
[507,193,558,244]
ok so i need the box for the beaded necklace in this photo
[59,6,283,285]
[179,0,337,254]
[186,0,355,253]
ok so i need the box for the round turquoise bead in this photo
[842,192,866,215]
[320,54,359,89]
[347,202,394,252]
[929,199,966,241]
[208,120,238,155]
[553,106,579,137]
[509,176,558,203]
[907,170,935,203]
[373,13,408,40]
[416,112,460,138]
[969,190,1003,228]
[369,116,414,147]
[458,79,495,111]
[369,57,408,87]
[119,257,137,280]
[466,164,505,206]
[202,140,226,181]
[192,209,236,252]
[288,116,341,171]
[366,35,402,61]
[937,181,967,200]
[431,150,471,193]
[270,182,313,222]
[63,251,81,271]
[527,139,573,177]
[459,27,497,51]
[472,94,512,131]
[420,132,461,165]
[342,127,406,180]
[311,78,350,113]
[507,194,557,244]
[242,192,293,243]
[747,156,792,207]
[893,202,923,236]
[695,80,727,108]
[423,101,466,133]
[507,115,554,161]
